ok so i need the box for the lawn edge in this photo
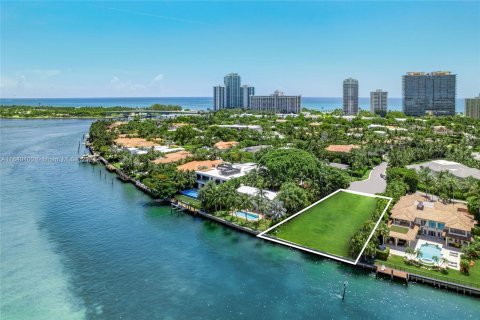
[257,189,392,265]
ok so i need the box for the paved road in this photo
[348,162,387,194]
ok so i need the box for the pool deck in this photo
[389,238,462,270]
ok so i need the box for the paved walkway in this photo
[348,162,387,194]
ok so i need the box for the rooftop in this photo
[177,160,223,172]
[214,141,240,150]
[196,162,256,180]
[391,194,476,232]
[214,124,262,131]
[114,137,160,148]
[153,150,192,164]
[325,144,360,153]
[407,160,480,179]
[388,222,420,242]
[236,185,278,201]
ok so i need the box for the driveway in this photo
[348,162,387,194]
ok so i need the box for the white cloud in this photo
[108,76,148,94]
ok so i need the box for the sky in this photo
[1,1,479,98]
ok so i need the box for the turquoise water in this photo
[0,96,467,113]
[419,244,442,263]
[0,119,478,319]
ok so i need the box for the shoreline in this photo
[1,116,102,119]
[85,144,480,297]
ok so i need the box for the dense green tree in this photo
[277,182,310,214]
[386,167,418,192]
[257,148,319,188]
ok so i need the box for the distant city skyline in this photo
[1,1,479,98]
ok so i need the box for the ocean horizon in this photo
[0,97,467,113]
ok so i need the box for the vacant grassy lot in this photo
[268,191,379,259]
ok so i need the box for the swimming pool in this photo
[235,211,259,221]
[419,243,442,264]
[180,189,199,199]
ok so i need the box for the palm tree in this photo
[405,247,415,259]
[268,199,287,222]
[439,257,449,268]
[376,222,390,245]
[432,255,439,265]
[237,193,252,212]
[418,167,433,199]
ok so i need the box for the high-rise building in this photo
[402,71,456,116]
[343,78,359,115]
[370,89,388,116]
[224,73,242,108]
[213,85,225,111]
[250,90,301,114]
[241,85,255,109]
[465,95,480,119]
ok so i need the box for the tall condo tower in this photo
[402,71,456,116]
[224,73,242,108]
[370,89,388,116]
[465,95,480,119]
[213,85,225,111]
[241,85,255,109]
[250,90,301,114]
[343,78,359,115]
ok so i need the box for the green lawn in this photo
[268,191,379,259]
[390,225,409,234]
[176,194,201,209]
[377,255,480,288]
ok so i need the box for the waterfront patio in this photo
[388,236,462,270]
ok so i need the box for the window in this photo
[428,221,436,229]
[437,223,445,230]
[450,228,466,236]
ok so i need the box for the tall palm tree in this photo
[418,167,433,199]
[268,199,287,222]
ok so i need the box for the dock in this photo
[376,265,409,283]
[79,154,99,163]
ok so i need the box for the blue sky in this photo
[1,1,479,98]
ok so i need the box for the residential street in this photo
[348,162,388,194]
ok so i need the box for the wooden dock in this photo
[376,265,409,282]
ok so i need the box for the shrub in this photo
[473,226,480,237]
[460,259,470,275]
[386,167,419,192]
[376,247,390,261]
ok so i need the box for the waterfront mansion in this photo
[194,162,257,188]
[388,194,476,248]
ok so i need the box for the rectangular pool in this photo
[235,211,259,221]
[180,189,199,199]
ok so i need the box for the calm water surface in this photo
[0,96,467,113]
[0,119,478,319]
